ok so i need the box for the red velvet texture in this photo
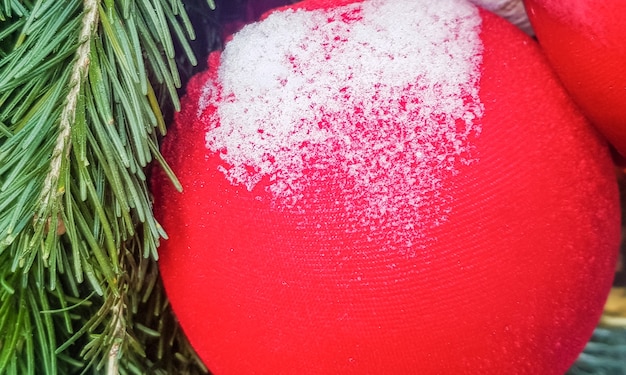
[152,2,620,374]
[524,0,626,156]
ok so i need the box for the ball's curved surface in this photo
[152,0,620,373]
[524,0,626,156]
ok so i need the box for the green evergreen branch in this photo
[35,0,99,266]
[0,0,211,373]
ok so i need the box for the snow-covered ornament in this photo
[524,0,626,156]
[152,0,620,373]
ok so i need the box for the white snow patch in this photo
[201,0,484,248]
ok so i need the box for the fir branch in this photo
[1,0,212,373]
[36,0,99,244]
[106,298,124,375]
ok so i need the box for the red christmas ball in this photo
[524,0,626,156]
[152,0,620,373]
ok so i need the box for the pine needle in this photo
[0,0,211,373]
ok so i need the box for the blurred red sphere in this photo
[152,0,620,373]
[525,0,626,156]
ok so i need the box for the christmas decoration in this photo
[152,0,621,374]
[524,0,626,156]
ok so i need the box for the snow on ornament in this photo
[152,0,620,374]
[201,0,484,248]
[524,0,626,157]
